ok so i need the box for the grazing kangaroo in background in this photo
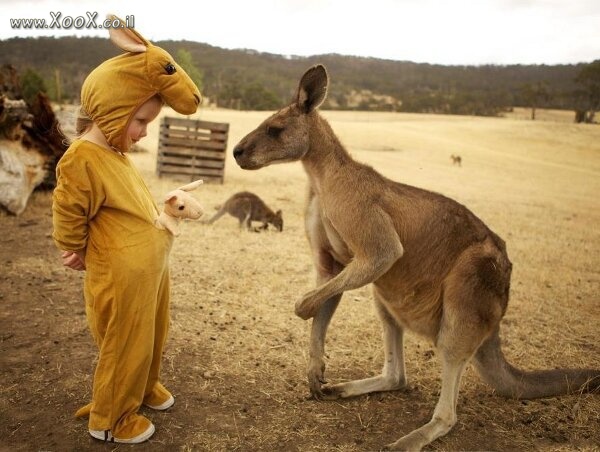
[233,65,599,451]
[450,154,462,166]
[204,191,283,232]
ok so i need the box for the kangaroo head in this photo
[233,65,328,170]
[270,209,284,232]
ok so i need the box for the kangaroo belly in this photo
[374,275,443,341]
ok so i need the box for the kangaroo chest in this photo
[321,214,353,265]
[306,193,353,266]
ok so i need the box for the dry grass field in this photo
[1,106,599,451]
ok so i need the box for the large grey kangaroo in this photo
[232,65,599,451]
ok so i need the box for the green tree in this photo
[574,60,600,123]
[20,68,47,105]
[176,49,203,92]
[44,68,63,103]
[241,82,281,110]
[520,82,550,120]
[220,77,243,109]
[335,93,348,109]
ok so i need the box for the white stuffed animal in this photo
[155,180,204,236]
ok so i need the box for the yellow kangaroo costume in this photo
[52,16,201,442]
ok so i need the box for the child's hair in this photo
[75,94,164,140]
[75,106,94,137]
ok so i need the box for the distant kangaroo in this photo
[204,191,283,232]
[232,65,599,451]
[450,154,462,166]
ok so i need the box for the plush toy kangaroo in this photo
[155,180,204,236]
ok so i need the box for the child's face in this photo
[126,96,163,149]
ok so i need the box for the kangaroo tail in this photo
[203,207,226,225]
[473,328,600,399]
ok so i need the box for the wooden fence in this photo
[156,117,229,183]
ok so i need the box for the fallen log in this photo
[0,65,67,215]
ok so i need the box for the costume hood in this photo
[81,15,201,151]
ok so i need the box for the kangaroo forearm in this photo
[296,257,395,320]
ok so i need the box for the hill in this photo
[0,36,591,115]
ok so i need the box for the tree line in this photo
[1,36,598,122]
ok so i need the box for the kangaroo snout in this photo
[233,144,260,170]
[233,146,244,159]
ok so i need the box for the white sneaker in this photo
[89,423,155,444]
[145,395,175,410]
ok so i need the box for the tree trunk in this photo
[586,110,596,123]
[0,65,67,214]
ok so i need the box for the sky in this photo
[1,0,599,66]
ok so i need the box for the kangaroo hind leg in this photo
[384,348,469,451]
[384,323,482,451]
[235,200,252,230]
[323,289,406,399]
[385,251,505,451]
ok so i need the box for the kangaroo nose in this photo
[233,146,244,159]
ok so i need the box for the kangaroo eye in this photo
[267,125,283,138]
[178,205,185,211]
[165,63,177,75]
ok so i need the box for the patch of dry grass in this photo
[2,107,598,451]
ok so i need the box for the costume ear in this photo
[296,65,328,113]
[178,180,203,192]
[107,14,148,53]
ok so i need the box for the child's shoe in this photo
[89,413,154,443]
[145,394,174,410]
[89,423,155,443]
[144,382,175,410]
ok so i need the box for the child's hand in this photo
[62,250,86,271]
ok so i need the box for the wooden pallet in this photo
[156,116,229,183]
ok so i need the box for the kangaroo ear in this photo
[296,65,328,113]
[177,180,203,192]
[275,210,282,217]
[107,14,148,53]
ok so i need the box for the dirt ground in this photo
[1,107,599,451]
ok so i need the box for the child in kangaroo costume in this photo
[52,15,201,443]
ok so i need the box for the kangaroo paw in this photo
[295,290,323,320]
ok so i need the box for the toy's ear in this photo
[107,14,148,53]
[178,180,203,192]
[165,193,178,205]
